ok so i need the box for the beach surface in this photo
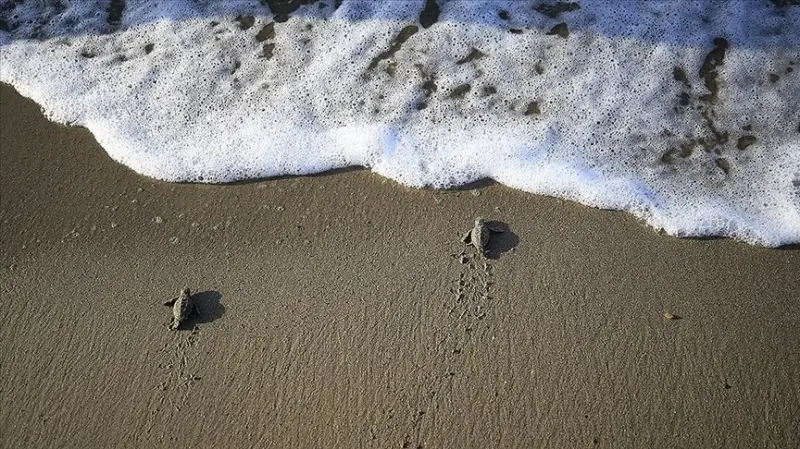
[1,83,799,448]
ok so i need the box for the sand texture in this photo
[1,84,799,448]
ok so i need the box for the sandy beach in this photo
[1,83,799,448]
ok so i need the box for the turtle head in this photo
[180,286,191,296]
[475,217,485,226]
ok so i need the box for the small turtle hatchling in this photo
[163,287,200,330]
[461,217,505,257]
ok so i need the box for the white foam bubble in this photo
[1,0,798,246]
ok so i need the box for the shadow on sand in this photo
[484,220,519,260]
[177,290,225,330]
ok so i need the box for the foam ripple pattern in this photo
[1,1,798,246]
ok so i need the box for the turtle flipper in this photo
[486,221,508,233]
[164,297,177,307]
[461,230,472,244]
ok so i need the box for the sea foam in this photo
[1,0,798,246]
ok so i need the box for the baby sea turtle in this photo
[461,217,506,257]
[163,287,200,330]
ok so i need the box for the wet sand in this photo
[1,83,799,448]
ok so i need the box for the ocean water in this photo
[1,0,798,246]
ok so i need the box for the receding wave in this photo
[1,1,798,246]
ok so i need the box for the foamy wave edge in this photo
[1,0,799,246]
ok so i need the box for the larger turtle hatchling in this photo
[163,287,200,330]
[461,218,505,257]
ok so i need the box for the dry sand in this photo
[1,83,799,448]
